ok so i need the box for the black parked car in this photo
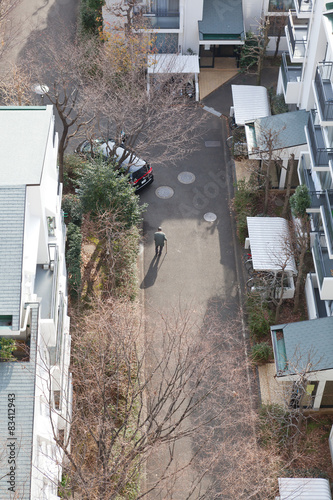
[76,139,154,192]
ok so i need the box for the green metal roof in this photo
[271,316,333,375]
[252,110,309,150]
[198,0,244,42]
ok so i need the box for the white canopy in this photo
[247,217,297,274]
[147,54,200,75]
[278,478,332,499]
[231,85,270,126]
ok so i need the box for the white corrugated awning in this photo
[247,217,297,274]
[278,477,332,499]
[231,85,270,126]
[147,54,200,74]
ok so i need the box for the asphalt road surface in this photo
[139,104,243,499]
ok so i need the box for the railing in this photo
[295,0,312,13]
[312,233,325,288]
[298,154,315,191]
[314,63,333,121]
[287,14,307,57]
[307,110,333,165]
[281,52,302,91]
[281,52,289,91]
[322,190,333,254]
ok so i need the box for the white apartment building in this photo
[103,0,293,67]
[276,0,333,319]
[0,106,71,499]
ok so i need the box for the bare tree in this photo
[289,217,310,312]
[254,123,284,214]
[87,46,206,171]
[282,153,297,219]
[24,25,97,182]
[0,0,21,61]
[46,298,228,499]
[0,63,33,105]
[240,18,270,85]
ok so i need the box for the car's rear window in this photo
[131,165,149,181]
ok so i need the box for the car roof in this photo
[99,141,146,170]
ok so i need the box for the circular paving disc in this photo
[204,212,217,222]
[177,171,196,184]
[155,186,174,199]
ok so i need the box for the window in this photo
[53,390,61,410]
[47,216,56,237]
[269,0,293,11]
[153,33,178,53]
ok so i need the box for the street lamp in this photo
[31,84,49,105]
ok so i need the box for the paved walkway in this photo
[199,58,238,99]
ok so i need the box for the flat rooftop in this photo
[0,106,52,186]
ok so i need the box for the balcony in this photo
[294,0,312,18]
[139,7,180,30]
[285,11,307,62]
[306,110,333,169]
[298,153,315,191]
[34,244,58,320]
[280,52,302,104]
[314,62,333,123]
[312,233,333,300]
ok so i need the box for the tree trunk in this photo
[282,153,296,219]
[293,219,310,312]
[58,124,68,184]
[264,158,272,214]
[293,246,306,312]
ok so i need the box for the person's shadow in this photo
[140,254,164,289]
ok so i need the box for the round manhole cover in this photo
[155,186,174,199]
[204,212,217,222]
[178,171,196,184]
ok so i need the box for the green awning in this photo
[198,0,245,42]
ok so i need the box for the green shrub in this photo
[80,0,104,36]
[290,185,311,218]
[63,154,86,193]
[0,338,16,361]
[233,177,259,243]
[66,223,82,298]
[78,156,146,229]
[62,194,83,226]
[247,294,272,341]
[250,342,273,364]
[268,89,289,115]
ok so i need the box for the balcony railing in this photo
[298,153,315,191]
[314,62,333,121]
[135,5,180,30]
[286,11,307,60]
[307,110,333,166]
[281,52,302,89]
[322,190,333,255]
[295,0,312,14]
[313,233,325,288]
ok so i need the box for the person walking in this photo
[154,227,167,256]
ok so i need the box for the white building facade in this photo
[276,0,333,319]
[103,0,292,67]
[0,106,71,499]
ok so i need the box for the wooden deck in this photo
[199,57,239,100]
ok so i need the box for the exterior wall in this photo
[278,368,333,410]
[299,0,326,110]
[0,106,71,499]
[182,0,203,54]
